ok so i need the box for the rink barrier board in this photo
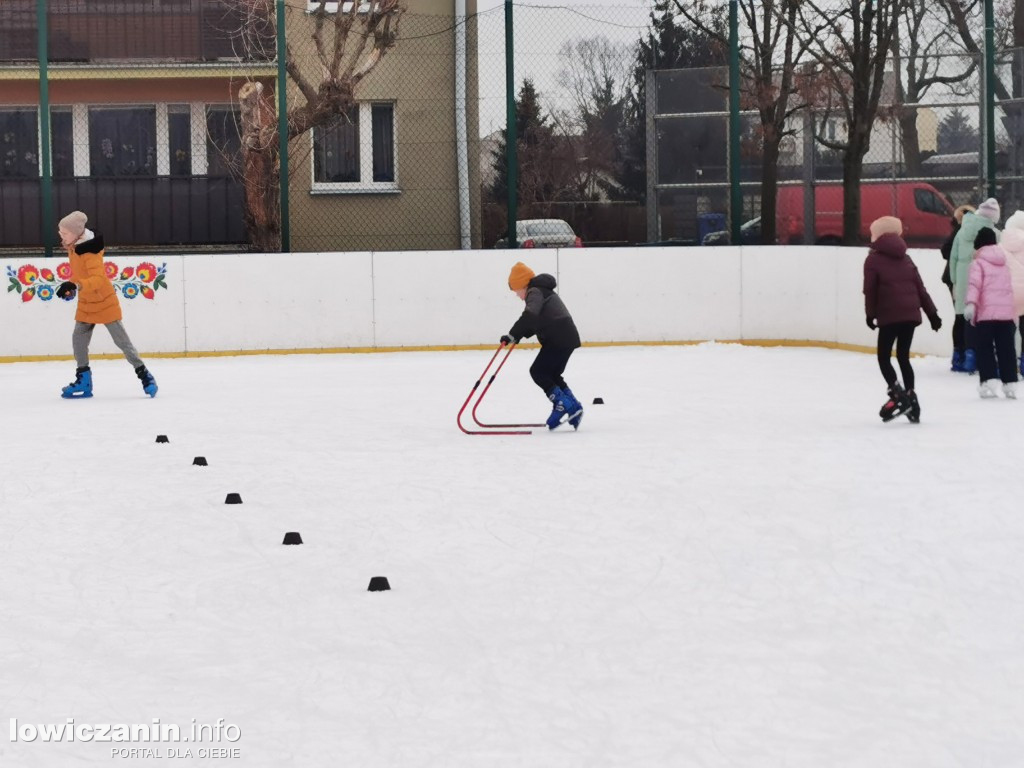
[0,245,952,363]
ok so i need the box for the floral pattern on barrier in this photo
[6,261,168,303]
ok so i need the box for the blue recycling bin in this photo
[697,213,727,243]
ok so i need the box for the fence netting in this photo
[0,1,1020,253]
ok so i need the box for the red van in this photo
[776,182,955,247]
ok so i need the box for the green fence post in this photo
[37,0,54,257]
[504,0,518,248]
[984,0,996,197]
[728,0,741,243]
[277,0,290,253]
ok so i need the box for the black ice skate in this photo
[879,383,911,422]
[904,390,920,423]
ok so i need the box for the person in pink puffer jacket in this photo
[1000,210,1024,376]
[965,227,1019,397]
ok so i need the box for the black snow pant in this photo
[952,313,966,351]
[973,320,1019,384]
[530,346,575,397]
[877,322,917,391]
[948,284,965,350]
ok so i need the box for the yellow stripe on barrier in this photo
[0,337,929,364]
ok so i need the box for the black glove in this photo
[56,281,76,300]
[929,315,942,332]
[500,334,519,346]
[865,316,877,330]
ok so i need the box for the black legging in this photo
[877,322,917,390]
[529,346,575,396]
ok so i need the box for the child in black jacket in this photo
[501,262,583,430]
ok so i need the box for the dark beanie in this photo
[974,228,997,249]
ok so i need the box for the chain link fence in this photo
[0,1,1020,254]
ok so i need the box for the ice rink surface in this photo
[1,343,1021,767]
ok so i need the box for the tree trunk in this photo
[841,136,870,246]
[238,81,282,252]
[1017,0,1024,51]
[241,144,282,253]
[759,137,781,244]
[899,107,922,176]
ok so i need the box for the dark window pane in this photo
[0,109,39,178]
[51,110,73,177]
[314,107,359,183]
[168,107,191,176]
[88,107,156,177]
[206,107,241,177]
[372,103,394,183]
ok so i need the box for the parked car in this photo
[493,219,584,249]
[775,182,955,247]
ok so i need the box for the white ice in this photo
[1,344,1021,767]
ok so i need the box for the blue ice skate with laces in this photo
[561,386,584,430]
[61,367,93,399]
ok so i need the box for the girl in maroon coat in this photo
[864,216,942,422]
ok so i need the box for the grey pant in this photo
[73,321,144,370]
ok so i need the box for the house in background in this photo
[0,0,481,253]
[0,0,273,250]
[285,0,481,253]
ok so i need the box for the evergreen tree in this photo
[617,6,727,201]
[614,6,729,201]
[489,79,560,203]
[937,107,979,155]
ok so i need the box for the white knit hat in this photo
[1004,210,1024,232]
[976,198,1001,224]
[59,210,88,237]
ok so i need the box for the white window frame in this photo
[305,2,371,14]
[310,102,398,195]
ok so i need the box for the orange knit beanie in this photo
[508,262,535,291]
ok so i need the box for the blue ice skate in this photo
[562,386,584,431]
[135,365,158,398]
[61,367,93,399]
[962,348,977,374]
[950,348,963,372]
[546,386,568,430]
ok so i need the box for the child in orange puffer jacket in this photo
[55,210,157,399]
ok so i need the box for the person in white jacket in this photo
[1001,210,1024,377]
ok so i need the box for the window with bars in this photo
[0,109,39,178]
[168,105,192,177]
[51,109,74,177]
[206,106,242,177]
[88,107,157,177]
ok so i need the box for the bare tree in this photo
[935,0,1015,101]
[667,0,818,245]
[797,0,904,245]
[229,0,403,252]
[551,37,631,201]
[887,0,983,176]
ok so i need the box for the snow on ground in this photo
[0,343,1021,767]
